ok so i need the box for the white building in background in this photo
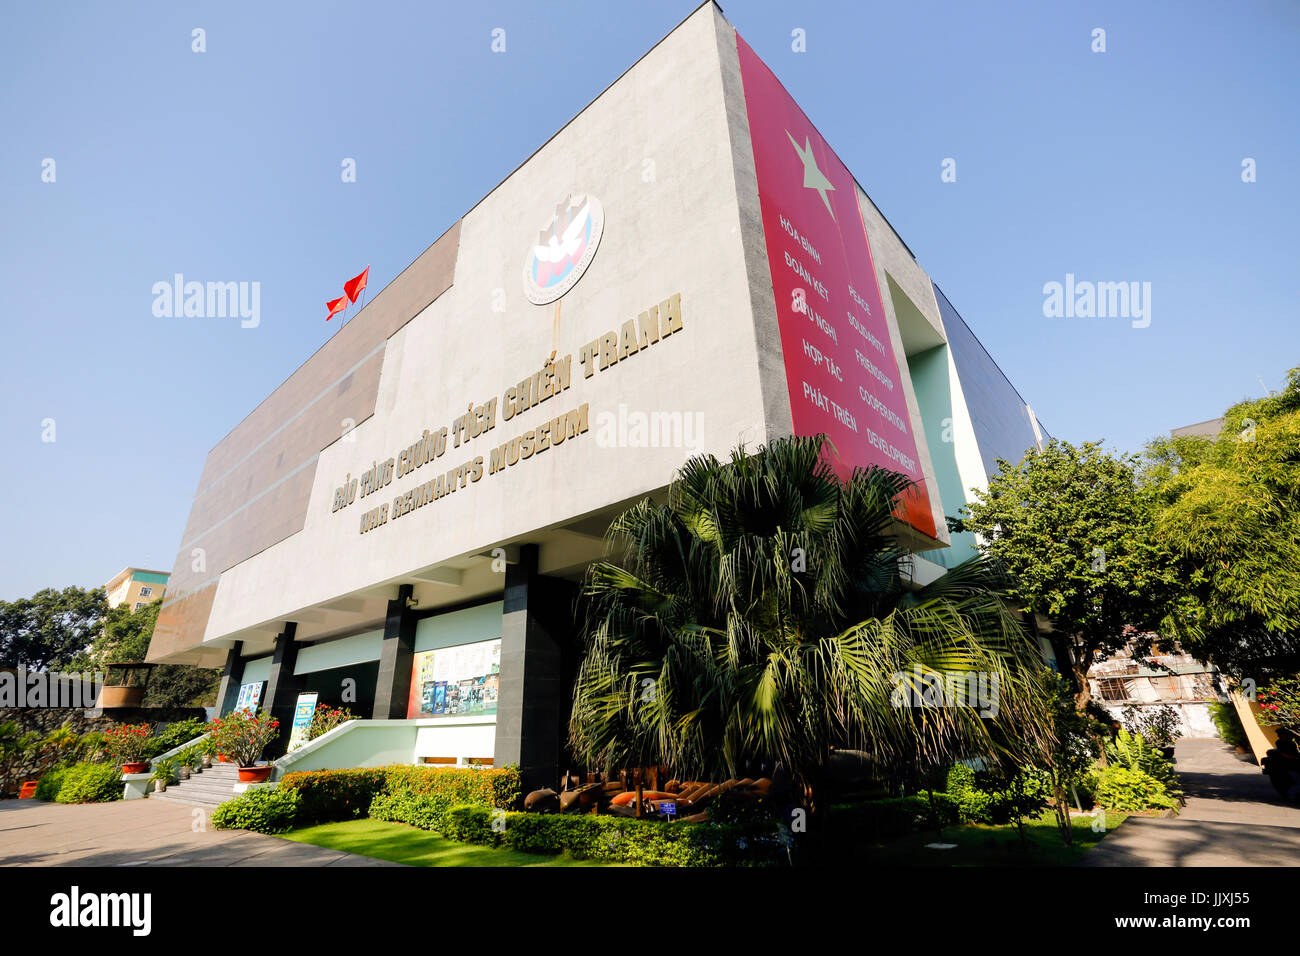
[1088,641,1225,738]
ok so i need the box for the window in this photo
[139,586,153,598]
[1097,678,1130,702]
[134,602,145,611]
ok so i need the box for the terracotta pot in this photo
[217,755,232,763]
[121,762,148,775]
[18,780,38,799]
[237,766,273,783]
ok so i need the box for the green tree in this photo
[569,435,1053,808]
[1143,366,1300,677]
[0,587,107,671]
[961,440,1180,708]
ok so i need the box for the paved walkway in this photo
[0,796,401,867]
[1081,737,1300,866]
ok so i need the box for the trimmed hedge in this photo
[213,785,302,834]
[276,765,522,830]
[53,762,123,804]
[441,804,786,867]
[279,768,389,825]
[369,766,521,831]
[825,794,960,842]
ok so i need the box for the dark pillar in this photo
[263,623,304,758]
[494,544,568,795]
[215,641,245,716]
[373,584,417,719]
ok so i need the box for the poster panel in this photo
[735,33,936,537]
[406,639,501,719]
[287,691,319,752]
[234,681,264,714]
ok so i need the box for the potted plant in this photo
[199,736,217,768]
[103,723,151,775]
[150,758,175,793]
[175,745,197,780]
[208,709,280,783]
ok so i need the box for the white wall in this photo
[414,602,502,653]
[294,629,383,675]
[241,655,272,686]
[201,5,772,645]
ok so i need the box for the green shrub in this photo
[944,765,993,823]
[368,765,521,831]
[827,794,960,841]
[212,785,302,834]
[1105,729,1181,795]
[940,764,1049,825]
[1210,700,1247,749]
[142,718,208,759]
[441,804,784,866]
[55,762,123,804]
[278,764,522,830]
[35,768,68,801]
[279,768,390,825]
[1094,765,1180,812]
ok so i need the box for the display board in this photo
[287,692,319,752]
[234,681,264,714]
[735,33,936,538]
[406,638,501,719]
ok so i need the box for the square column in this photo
[263,623,304,758]
[373,584,417,719]
[215,640,245,716]
[493,544,573,795]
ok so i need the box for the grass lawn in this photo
[281,818,615,867]
[854,808,1130,866]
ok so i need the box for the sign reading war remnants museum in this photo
[329,292,684,535]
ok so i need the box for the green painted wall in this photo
[907,344,979,568]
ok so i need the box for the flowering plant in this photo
[308,705,357,741]
[208,710,280,767]
[1256,678,1300,737]
[103,723,151,765]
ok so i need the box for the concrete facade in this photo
[147,3,1049,785]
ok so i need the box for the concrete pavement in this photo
[1081,737,1300,866]
[0,796,401,867]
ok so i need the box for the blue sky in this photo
[1,0,1296,600]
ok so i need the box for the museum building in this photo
[146,2,1049,790]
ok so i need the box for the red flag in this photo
[344,265,369,304]
[326,295,348,321]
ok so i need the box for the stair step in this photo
[151,791,227,807]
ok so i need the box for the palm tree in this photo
[569,435,1052,807]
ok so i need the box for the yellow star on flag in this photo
[786,130,835,220]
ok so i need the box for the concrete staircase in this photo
[150,760,241,808]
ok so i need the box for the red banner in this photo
[735,34,935,538]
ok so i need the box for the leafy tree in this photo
[960,440,1181,708]
[1142,366,1300,677]
[569,435,1053,810]
[144,664,220,708]
[0,587,107,670]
